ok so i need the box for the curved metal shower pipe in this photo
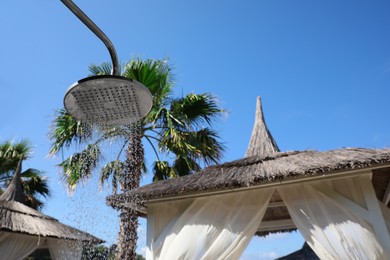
[60,0,120,76]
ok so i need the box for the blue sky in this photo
[1,0,390,259]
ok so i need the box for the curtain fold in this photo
[147,188,274,260]
[48,238,83,260]
[279,175,390,260]
[0,232,41,260]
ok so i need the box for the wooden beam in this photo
[257,219,295,232]
[122,201,147,215]
[267,201,285,208]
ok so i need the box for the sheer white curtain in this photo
[279,174,390,260]
[146,188,274,260]
[0,232,41,260]
[48,238,83,260]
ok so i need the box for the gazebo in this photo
[0,159,103,260]
[108,97,390,259]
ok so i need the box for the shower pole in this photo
[60,0,120,76]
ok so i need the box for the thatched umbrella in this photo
[0,158,103,260]
[108,97,390,259]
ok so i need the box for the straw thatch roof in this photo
[108,148,390,210]
[0,160,103,243]
[245,96,280,156]
[277,242,319,260]
[1,159,25,203]
[0,200,103,243]
[107,97,390,235]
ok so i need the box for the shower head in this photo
[60,0,153,126]
[64,75,153,126]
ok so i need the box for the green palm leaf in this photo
[49,58,225,258]
[152,160,174,181]
[21,168,50,210]
[170,93,222,128]
[60,144,101,190]
[101,160,125,194]
[49,109,92,155]
[89,62,117,76]
[50,58,224,189]
[0,140,51,210]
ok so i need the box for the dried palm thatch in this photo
[108,148,390,210]
[0,159,103,244]
[277,242,320,260]
[245,96,280,156]
[107,97,390,236]
[0,200,102,243]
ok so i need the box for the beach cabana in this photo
[0,160,103,260]
[108,97,390,259]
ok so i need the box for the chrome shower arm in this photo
[60,0,120,76]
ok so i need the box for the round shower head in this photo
[64,75,153,126]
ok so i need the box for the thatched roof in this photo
[0,161,103,244]
[0,200,103,243]
[1,159,25,203]
[245,96,280,156]
[277,242,319,260]
[108,148,390,210]
[107,97,390,236]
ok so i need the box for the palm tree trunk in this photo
[117,208,138,259]
[117,124,144,260]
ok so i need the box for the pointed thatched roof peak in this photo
[0,158,26,204]
[245,96,280,157]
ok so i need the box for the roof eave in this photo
[112,163,390,214]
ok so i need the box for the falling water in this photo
[60,73,151,258]
[63,120,147,260]
[113,122,145,260]
[73,120,145,259]
[58,0,152,256]
[60,174,119,259]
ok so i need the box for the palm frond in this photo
[59,144,101,190]
[169,93,223,129]
[0,140,51,210]
[88,62,117,76]
[159,128,197,155]
[172,156,200,177]
[100,160,125,195]
[0,139,31,159]
[24,196,44,211]
[21,168,50,210]
[123,59,173,110]
[0,139,32,175]
[189,128,225,165]
[49,108,93,155]
[21,169,50,198]
[152,160,174,181]
[157,126,224,173]
[49,58,225,196]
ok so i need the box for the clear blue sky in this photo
[1,0,390,259]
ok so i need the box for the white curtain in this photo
[48,238,83,260]
[0,232,41,260]
[279,174,390,260]
[146,188,274,260]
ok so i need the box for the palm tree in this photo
[49,58,225,259]
[0,140,50,210]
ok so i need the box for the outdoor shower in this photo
[60,0,153,126]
